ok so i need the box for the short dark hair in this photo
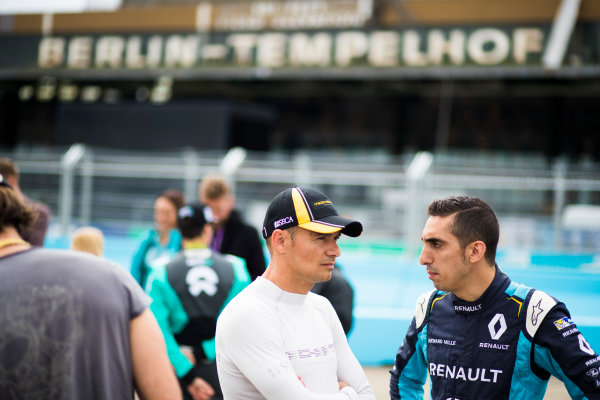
[264,226,299,254]
[156,189,185,212]
[0,185,36,236]
[427,196,499,265]
[177,202,210,239]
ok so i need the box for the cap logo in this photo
[274,216,294,228]
[313,200,332,206]
[178,205,194,219]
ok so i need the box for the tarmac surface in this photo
[363,365,571,399]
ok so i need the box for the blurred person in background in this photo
[147,202,250,400]
[71,226,104,257]
[390,196,600,400]
[216,186,374,399]
[132,189,184,289]
[311,263,355,336]
[199,174,266,281]
[0,173,181,400]
[0,157,50,246]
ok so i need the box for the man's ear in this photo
[466,240,486,264]
[270,229,288,254]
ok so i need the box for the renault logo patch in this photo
[488,313,507,340]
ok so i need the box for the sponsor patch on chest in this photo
[428,337,456,346]
[429,363,503,383]
[479,342,510,351]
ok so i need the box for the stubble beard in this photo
[433,253,470,293]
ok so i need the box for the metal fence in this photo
[2,144,599,253]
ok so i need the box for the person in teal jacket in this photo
[147,202,250,400]
[131,189,185,289]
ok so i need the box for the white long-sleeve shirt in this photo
[215,277,375,400]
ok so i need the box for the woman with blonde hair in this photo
[71,226,104,257]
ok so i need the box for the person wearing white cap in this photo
[215,186,375,400]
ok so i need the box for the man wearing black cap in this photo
[215,186,375,400]
[147,202,251,400]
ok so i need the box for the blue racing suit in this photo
[390,266,600,400]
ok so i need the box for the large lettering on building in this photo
[37,27,545,70]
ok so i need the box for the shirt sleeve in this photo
[130,231,154,287]
[147,267,194,378]
[326,300,375,399]
[532,303,600,399]
[218,304,368,400]
[389,316,428,400]
[108,257,151,319]
[203,255,251,360]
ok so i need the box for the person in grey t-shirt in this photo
[0,173,181,400]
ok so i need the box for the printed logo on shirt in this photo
[453,304,482,313]
[488,313,507,340]
[266,361,290,378]
[531,299,544,326]
[579,334,596,357]
[553,316,574,330]
[587,368,599,378]
[428,338,456,346]
[274,216,294,228]
[586,356,600,367]
[479,342,510,351]
[286,344,335,360]
[562,327,578,338]
[186,266,219,296]
[429,363,503,383]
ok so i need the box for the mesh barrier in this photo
[1,146,599,251]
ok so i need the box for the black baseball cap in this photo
[177,202,215,239]
[262,186,363,239]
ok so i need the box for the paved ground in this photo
[363,365,571,399]
[138,365,571,399]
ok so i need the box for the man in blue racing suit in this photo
[390,196,600,400]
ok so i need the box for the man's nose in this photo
[419,246,430,265]
[328,240,341,258]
